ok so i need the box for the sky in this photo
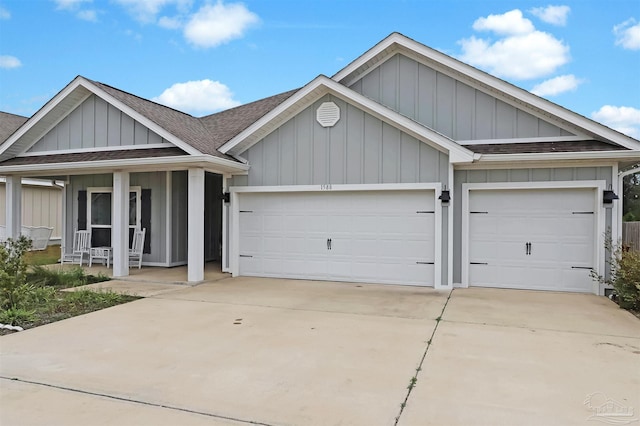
[0,0,639,138]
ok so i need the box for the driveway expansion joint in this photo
[0,376,276,426]
[393,288,454,425]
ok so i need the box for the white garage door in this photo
[238,190,436,286]
[468,188,596,292]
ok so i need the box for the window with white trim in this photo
[87,187,141,248]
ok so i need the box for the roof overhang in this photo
[0,155,248,177]
[333,32,640,151]
[0,76,202,163]
[219,75,475,164]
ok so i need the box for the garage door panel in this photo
[468,188,596,293]
[238,189,436,286]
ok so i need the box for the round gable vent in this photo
[316,101,340,127]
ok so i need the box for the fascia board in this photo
[334,33,640,151]
[220,75,474,163]
[477,150,640,163]
[0,155,249,176]
[0,77,88,159]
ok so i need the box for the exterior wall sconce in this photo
[222,192,230,203]
[603,187,619,205]
[439,188,451,203]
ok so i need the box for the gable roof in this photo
[0,111,28,144]
[333,32,640,151]
[219,75,476,163]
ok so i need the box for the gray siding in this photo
[28,95,172,152]
[64,172,168,264]
[171,171,188,264]
[239,94,449,186]
[452,166,613,283]
[350,53,573,141]
[131,172,167,264]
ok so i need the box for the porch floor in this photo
[52,262,230,297]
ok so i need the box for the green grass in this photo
[24,244,62,265]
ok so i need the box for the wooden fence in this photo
[622,222,640,251]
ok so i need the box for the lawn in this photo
[1,238,139,335]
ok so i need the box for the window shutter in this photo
[141,189,151,254]
[78,190,87,230]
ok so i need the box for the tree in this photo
[622,169,640,222]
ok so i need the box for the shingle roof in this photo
[199,89,299,148]
[89,79,297,160]
[0,147,186,166]
[465,140,626,155]
[0,111,28,143]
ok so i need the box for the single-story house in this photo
[1,33,639,294]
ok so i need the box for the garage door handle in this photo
[327,238,332,250]
[525,242,532,255]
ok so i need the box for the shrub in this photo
[27,265,110,289]
[0,236,32,310]
[592,241,640,311]
[0,307,35,326]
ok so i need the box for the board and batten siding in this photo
[349,53,573,141]
[27,94,173,153]
[235,94,449,187]
[0,184,63,240]
[65,172,169,264]
[452,166,613,284]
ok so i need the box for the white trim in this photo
[455,159,619,171]
[332,33,640,150]
[221,174,230,273]
[0,177,65,188]
[229,183,443,288]
[19,144,174,157]
[475,150,640,164]
[230,182,442,194]
[219,76,474,164]
[460,180,606,295]
[611,163,619,246]
[165,171,172,266]
[0,155,249,176]
[459,136,592,146]
[5,176,22,239]
[447,164,454,288]
[111,172,130,278]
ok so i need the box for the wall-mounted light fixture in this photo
[439,187,451,204]
[603,186,619,205]
[222,192,230,203]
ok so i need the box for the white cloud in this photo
[183,1,259,48]
[152,79,241,115]
[0,55,22,69]
[77,9,97,21]
[0,7,11,19]
[472,9,534,35]
[458,9,570,80]
[592,105,640,139]
[458,31,569,80]
[614,18,640,50]
[529,5,570,26]
[113,0,192,23]
[530,74,583,96]
[53,0,92,10]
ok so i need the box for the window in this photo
[87,187,141,248]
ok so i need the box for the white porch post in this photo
[5,175,22,239]
[188,168,205,282]
[112,171,130,277]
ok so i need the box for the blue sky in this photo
[1,0,639,138]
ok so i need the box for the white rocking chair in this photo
[129,228,146,269]
[61,230,91,265]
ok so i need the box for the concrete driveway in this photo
[1,278,638,426]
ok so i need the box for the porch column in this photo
[188,168,205,282]
[112,171,130,277]
[5,175,22,239]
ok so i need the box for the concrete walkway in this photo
[1,279,638,426]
